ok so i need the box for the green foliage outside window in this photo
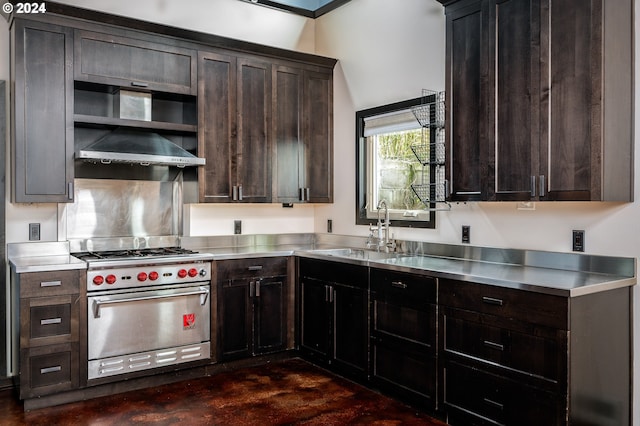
[375,128,427,211]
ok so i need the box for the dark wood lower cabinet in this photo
[14,269,83,399]
[440,279,631,425]
[20,343,80,399]
[298,258,368,379]
[218,257,289,361]
[444,360,563,426]
[370,268,437,410]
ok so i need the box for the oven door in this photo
[88,284,210,361]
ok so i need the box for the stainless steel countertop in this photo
[8,241,87,273]
[8,235,635,297]
[295,249,634,297]
[10,254,86,273]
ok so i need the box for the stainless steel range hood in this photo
[76,128,205,167]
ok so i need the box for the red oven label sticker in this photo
[183,313,196,330]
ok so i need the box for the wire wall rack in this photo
[410,90,450,210]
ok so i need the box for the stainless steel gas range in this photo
[74,247,213,380]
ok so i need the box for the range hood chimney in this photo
[76,128,205,167]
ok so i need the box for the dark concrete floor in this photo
[0,358,448,425]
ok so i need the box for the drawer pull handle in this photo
[40,365,62,374]
[248,266,263,271]
[40,318,62,325]
[391,281,407,289]
[483,340,504,351]
[482,296,504,306]
[40,280,62,288]
[483,397,504,411]
[130,81,148,88]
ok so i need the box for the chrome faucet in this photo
[366,200,396,252]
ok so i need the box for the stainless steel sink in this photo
[310,248,405,261]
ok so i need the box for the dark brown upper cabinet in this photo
[11,19,75,203]
[273,66,334,203]
[198,52,272,203]
[10,4,335,204]
[439,0,633,202]
[74,30,197,96]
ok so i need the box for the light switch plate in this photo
[572,230,585,252]
[462,225,470,244]
[29,223,40,241]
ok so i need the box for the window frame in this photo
[355,97,436,229]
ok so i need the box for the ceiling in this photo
[242,0,352,18]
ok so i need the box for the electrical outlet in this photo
[462,225,470,244]
[234,220,242,235]
[327,219,333,233]
[29,223,40,241]
[572,230,585,252]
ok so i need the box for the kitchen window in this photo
[356,97,436,228]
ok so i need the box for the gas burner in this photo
[74,247,197,261]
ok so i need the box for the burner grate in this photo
[73,247,197,261]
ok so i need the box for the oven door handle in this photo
[92,287,210,318]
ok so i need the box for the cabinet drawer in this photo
[372,299,436,349]
[19,270,81,298]
[371,268,436,307]
[75,30,197,95]
[299,258,368,287]
[445,361,563,426]
[439,279,567,329]
[443,311,565,384]
[30,303,71,339]
[20,343,80,399]
[217,257,288,280]
[371,338,436,406]
[20,294,79,347]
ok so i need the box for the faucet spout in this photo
[375,200,394,252]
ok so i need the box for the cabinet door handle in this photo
[238,185,243,201]
[255,280,260,297]
[539,175,546,197]
[40,280,62,288]
[40,365,62,374]
[329,285,334,303]
[40,317,62,325]
[305,188,310,201]
[483,340,504,351]
[483,398,504,411]
[250,281,255,298]
[391,281,407,289]
[299,188,305,201]
[324,285,329,302]
[482,296,504,306]
[68,182,74,200]
[232,186,238,201]
[248,265,263,271]
[130,81,148,88]
[531,176,536,197]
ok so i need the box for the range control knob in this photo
[149,271,159,281]
[137,272,148,282]
[199,269,207,277]
[188,268,198,278]
[177,269,188,278]
[106,274,117,285]
[93,275,104,285]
